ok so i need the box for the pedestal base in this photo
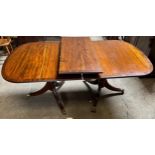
[29,81,66,114]
[84,79,124,112]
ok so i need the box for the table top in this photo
[92,40,153,78]
[1,37,153,83]
[60,37,102,74]
[2,41,60,83]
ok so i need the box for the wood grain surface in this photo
[2,38,153,83]
[2,41,60,83]
[92,40,153,78]
[59,37,102,74]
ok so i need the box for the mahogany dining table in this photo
[1,37,153,114]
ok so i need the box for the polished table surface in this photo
[2,41,60,83]
[60,37,102,74]
[2,37,153,83]
[1,37,153,114]
[93,40,153,78]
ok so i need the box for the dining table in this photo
[1,37,153,114]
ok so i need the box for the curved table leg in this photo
[29,81,65,96]
[29,82,52,96]
[100,79,124,94]
[52,88,66,115]
[29,81,66,114]
[83,80,100,113]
